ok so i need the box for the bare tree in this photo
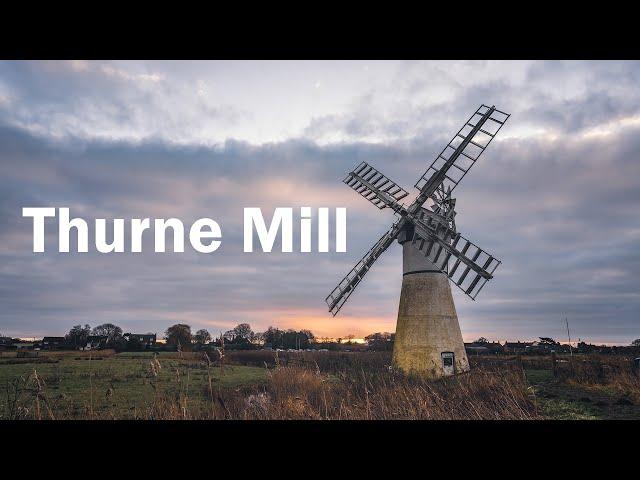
[92,323,123,346]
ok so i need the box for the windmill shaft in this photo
[393,240,470,376]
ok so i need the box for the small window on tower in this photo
[441,352,455,376]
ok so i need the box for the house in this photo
[123,333,156,349]
[503,341,534,354]
[84,335,108,350]
[0,336,13,350]
[525,341,552,354]
[41,336,66,350]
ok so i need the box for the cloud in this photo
[0,61,249,143]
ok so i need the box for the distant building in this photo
[525,342,551,354]
[0,337,15,351]
[123,333,156,349]
[465,341,504,355]
[486,342,505,354]
[503,341,534,354]
[41,336,66,350]
[465,344,491,355]
[84,335,108,350]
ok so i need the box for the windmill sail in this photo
[413,105,509,208]
[343,161,408,211]
[410,216,501,300]
[325,222,401,316]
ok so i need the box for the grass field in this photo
[1,349,638,419]
[0,351,266,419]
[465,354,640,420]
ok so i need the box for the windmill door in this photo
[441,352,455,376]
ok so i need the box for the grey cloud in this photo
[0,61,249,142]
[304,61,640,144]
[1,117,639,344]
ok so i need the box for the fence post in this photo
[516,354,524,379]
[551,351,557,378]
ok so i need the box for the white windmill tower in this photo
[325,105,509,378]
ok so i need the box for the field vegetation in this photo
[1,349,638,420]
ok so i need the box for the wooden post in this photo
[516,354,524,379]
[552,351,557,378]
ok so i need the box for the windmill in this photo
[325,104,509,378]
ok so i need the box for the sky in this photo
[1,60,639,344]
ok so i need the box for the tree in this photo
[262,327,283,348]
[222,323,255,344]
[300,330,314,342]
[223,329,235,342]
[259,327,313,349]
[632,339,640,347]
[253,331,265,345]
[278,329,315,350]
[194,329,212,345]
[66,324,91,349]
[165,324,192,350]
[91,323,123,346]
[475,337,489,344]
[365,332,394,351]
[539,337,557,345]
[232,323,254,343]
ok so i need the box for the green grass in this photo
[3,352,639,420]
[524,367,640,420]
[525,367,607,419]
[538,398,600,420]
[0,355,266,419]
[524,369,554,384]
[114,351,193,358]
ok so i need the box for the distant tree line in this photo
[65,323,126,349]
[59,322,324,352]
[5,324,640,355]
